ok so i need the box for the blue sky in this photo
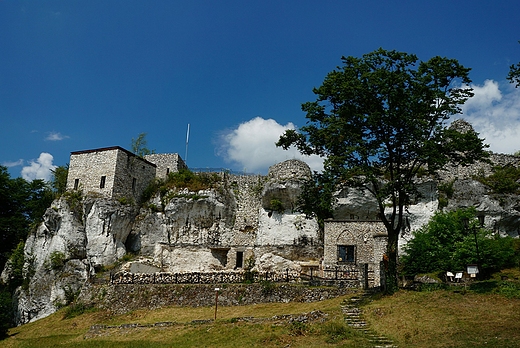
[2,1,520,180]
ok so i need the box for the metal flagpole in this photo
[185,123,190,165]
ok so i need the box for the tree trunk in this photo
[384,229,399,294]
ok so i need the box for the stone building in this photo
[144,153,187,178]
[323,219,387,288]
[66,146,186,202]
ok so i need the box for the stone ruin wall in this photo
[144,153,188,179]
[439,153,520,182]
[267,159,312,181]
[112,151,156,203]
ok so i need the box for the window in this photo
[235,251,244,269]
[132,178,137,192]
[338,245,356,263]
[74,179,79,190]
[100,176,106,189]
[166,168,170,175]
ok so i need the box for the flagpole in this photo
[185,124,190,165]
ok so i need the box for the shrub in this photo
[401,208,518,277]
[476,165,520,194]
[269,198,285,213]
[48,251,66,270]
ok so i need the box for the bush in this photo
[269,199,285,213]
[476,165,520,194]
[7,242,25,290]
[48,251,66,270]
[401,208,519,277]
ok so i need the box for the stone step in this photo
[341,292,397,347]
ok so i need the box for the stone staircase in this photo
[341,292,397,348]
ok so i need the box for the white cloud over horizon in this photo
[21,152,57,182]
[460,80,520,155]
[217,117,323,173]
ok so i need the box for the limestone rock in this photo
[252,253,302,273]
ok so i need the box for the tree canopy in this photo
[507,41,520,87]
[277,48,489,292]
[0,166,54,273]
[131,133,155,157]
[401,208,519,277]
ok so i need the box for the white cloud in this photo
[2,159,24,167]
[46,131,69,141]
[218,117,323,173]
[460,80,520,155]
[21,153,57,182]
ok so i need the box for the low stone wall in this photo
[78,283,358,315]
[111,270,301,284]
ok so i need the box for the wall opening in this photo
[100,176,106,189]
[74,179,79,190]
[235,251,244,269]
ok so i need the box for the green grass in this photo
[3,277,520,348]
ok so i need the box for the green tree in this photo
[0,286,12,338]
[0,166,53,273]
[402,208,518,277]
[297,172,335,234]
[507,41,520,87]
[51,164,69,195]
[277,48,488,292]
[131,133,155,157]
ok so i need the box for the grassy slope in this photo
[3,283,520,348]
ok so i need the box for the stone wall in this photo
[439,153,520,182]
[66,146,156,202]
[323,220,387,288]
[112,150,156,202]
[111,269,300,284]
[144,153,187,179]
[267,159,312,181]
[78,283,357,315]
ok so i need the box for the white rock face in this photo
[10,196,138,325]
[253,253,302,273]
[257,210,319,246]
[84,198,138,268]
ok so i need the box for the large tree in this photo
[507,41,520,87]
[277,48,488,292]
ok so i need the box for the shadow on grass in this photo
[469,280,498,294]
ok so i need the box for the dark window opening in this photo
[166,168,170,175]
[211,249,229,267]
[74,179,79,190]
[338,245,356,263]
[100,176,106,189]
[236,251,244,269]
[132,178,137,193]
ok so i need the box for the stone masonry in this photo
[144,153,187,179]
[67,147,187,203]
[67,146,156,203]
[324,220,387,288]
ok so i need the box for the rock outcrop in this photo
[2,153,520,325]
[2,160,320,324]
